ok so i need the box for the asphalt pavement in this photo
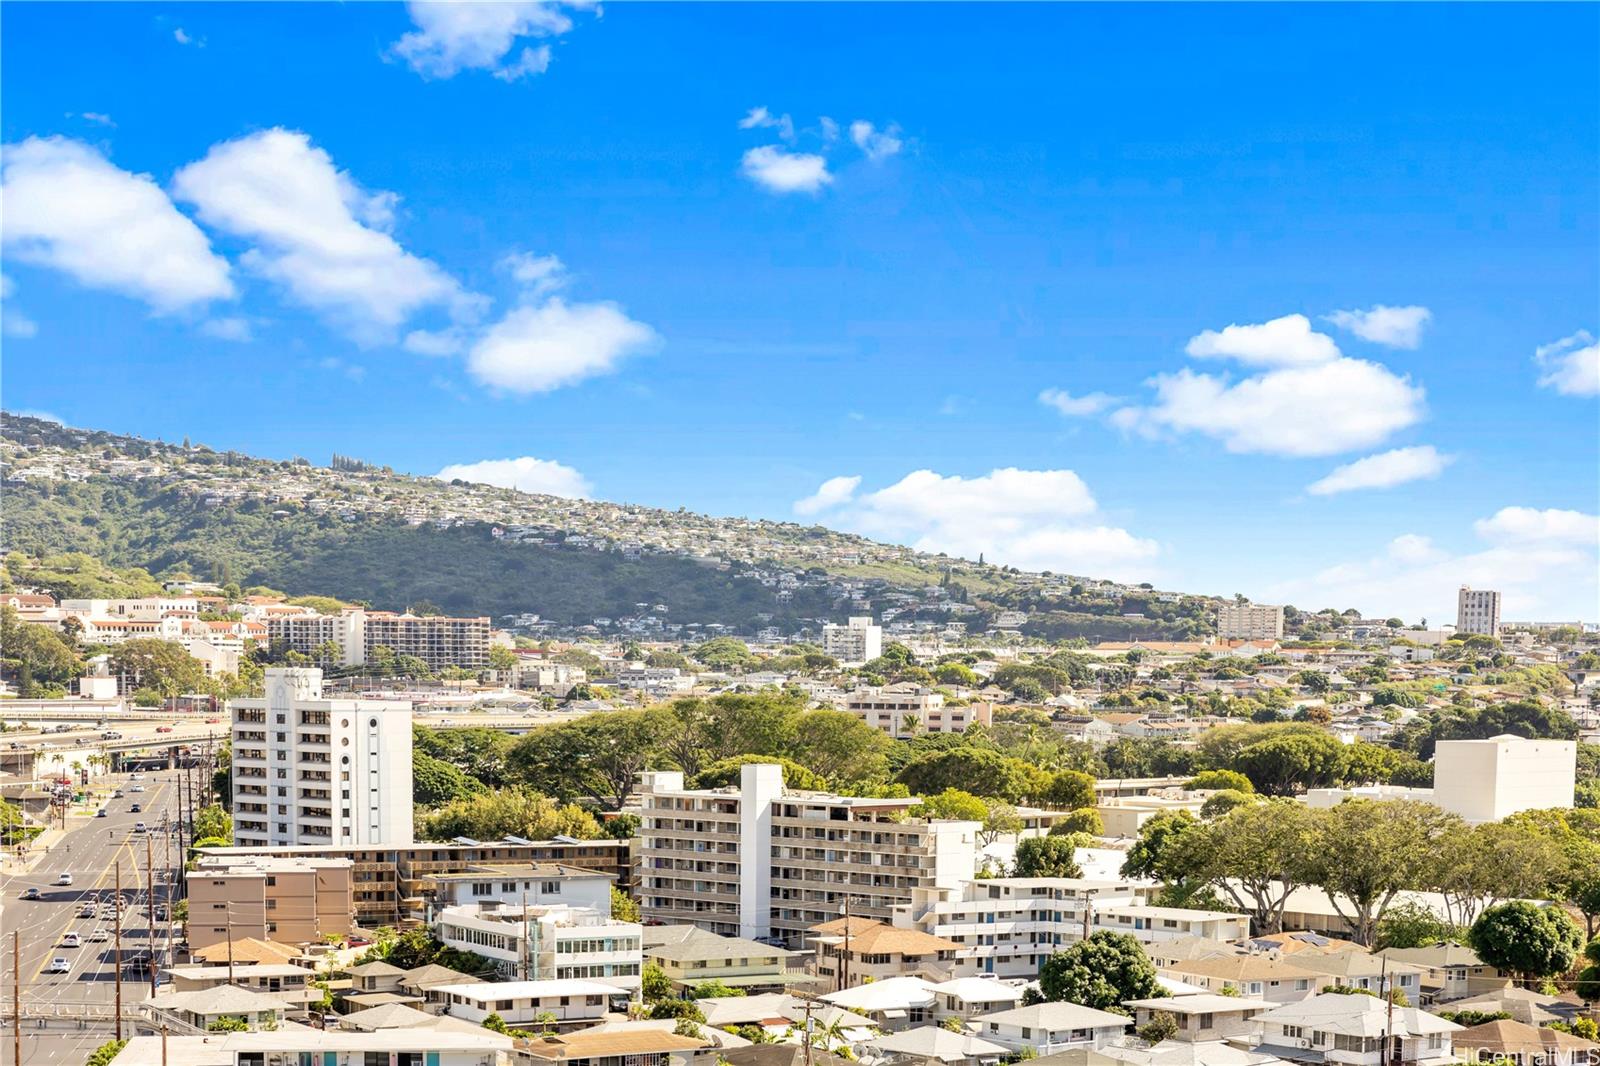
[3,769,187,1066]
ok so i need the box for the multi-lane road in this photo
[3,769,185,1065]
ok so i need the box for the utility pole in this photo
[802,998,814,1066]
[13,931,21,1066]
[146,832,157,996]
[840,894,852,992]
[114,861,124,1041]
[226,902,235,985]
[1382,956,1395,1066]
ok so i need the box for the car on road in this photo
[133,821,147,833]
[96,808,108,818]
[62,933,81,948]
[46,958,70,974]
[102,731,123,740]
[130,785,146,793]
[113,789,125,798]
[55,873,73,886]
[78,903,96,918]
[130,773,146,780]
[154,905,168,921]
[205,717,220,723]
[90,929,110,942]
[130,804,143,814]
[21,887,40,900]
[155,726,174,733]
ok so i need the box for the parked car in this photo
[46,958,70,974]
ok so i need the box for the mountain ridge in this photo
[0,412,1218,639]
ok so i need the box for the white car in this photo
[129,785,146,793]
[78,903,96,918]
[133,822,147,834]
[46,958,70,974]
[90,929,109,943]
[55,873,73,886]
[62,932,81,948]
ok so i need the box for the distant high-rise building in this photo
[1456,587,1502,637]
[821,615,883,664]
[263,608,490,670]
[1215,602,1285,640]
[229,667,413,849]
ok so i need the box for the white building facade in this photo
[822,616,884,665]
[230,667,413,848]
[1432,735,1576,822]
[1455,587,1502,638]
[1216,603,1285,640]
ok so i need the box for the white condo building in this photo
[892,878,1140,979]
[1456,587,1502,637]
[638,763,980,946]
[230,667,414,848]
[434,902,643,989]
[847,685,993,738]
[1216,603,1285,640]
[822,616,884,665]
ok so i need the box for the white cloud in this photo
[1323,305,1432,349]
[499,251,567,297]
[1305,445,1451,496]
[466,297,657,394]
[1118,357,1425,457]
[740,146,831,195]
[1473,506,1599,547]
[172,128,469,343]
[1534,330,1599,397]
[0,136,234,314]
[819,117,840,144]
[1184,313,1342,367]
[402,327,468,357]
[1,274,38,338]
[793,475,862,517]
[738,107,796,143]
[437,456,592,499]
[392,1,581,81]
[77,112,115,128]
[1269,508,1599,624]
[1039,387,1117,417]
[200,317,253,342]
[804,467,1159,579]
[173,27,203,47]
[849,120,903,162]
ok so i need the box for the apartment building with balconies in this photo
[229,667,413,849]
[187,855,356,950]
[637,763,981,946]
[890,877,1141,979]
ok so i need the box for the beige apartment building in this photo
[1216,603,1285,640]
[638,763,981,947]
[187,856,356,950]
[846,686,993,738]
[363,611,491,670]
[196,837,633,928]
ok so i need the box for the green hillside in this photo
[2,478,842,625]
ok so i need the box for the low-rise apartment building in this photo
[195,837,632,928]
[434,902,643,990]
[642,925,808,994]
[846,686,995,738]
[1093,904,1251,944]
[974,1002,1131,1055]
[807,916,967,988]
[637,764,981,945]
[1252,993,1462,1066]
[891,878,1140,979]
[187,855,355,949]
[434,978,631,1029]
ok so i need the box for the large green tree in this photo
[1308,800,1460,945]
[1467,901,1585,984]
[510,707,671,809]
[1038,932,1160,1009]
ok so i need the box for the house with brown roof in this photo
[1156,954,1333,1005]
[1448,1019,1599,1066]
[807,916,970,988]
[513,1028,708,1066]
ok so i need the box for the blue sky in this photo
[3,2,1597,623]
